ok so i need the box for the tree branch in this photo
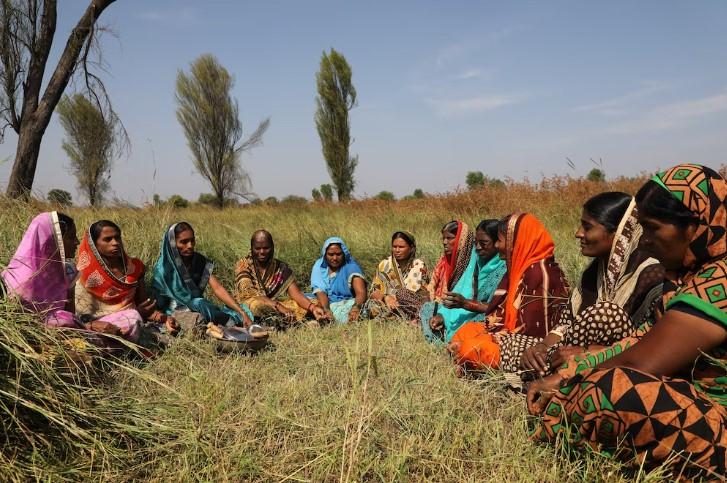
[36,0,116,123]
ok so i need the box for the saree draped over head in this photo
[234,253,306,321]
[420,248,506,343]
[532,164,727,479]
[563,198,663,328]
[371,231,431,319]
[452,213,570,369]
[427,221,475,301]
[152,223,252,326]
[74,229,144,341]
[1,212,79,327]
[310,237,365,323]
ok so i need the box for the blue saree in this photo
[309,237,365,323]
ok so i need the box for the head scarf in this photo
[501,213,556,331]
[76,227,144,308]
[651,164,727,315]
[151,222,213,310]
[235,232,294,302]
[1,212,75,313]
[430,221,475,300]
[570,198,659,314]
[310,237,364,303]
[651,164,727,269]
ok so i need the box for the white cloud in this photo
[609,90,727,134]
[573,81,670,116]
[137,7,199,25]
[426,95,524,116]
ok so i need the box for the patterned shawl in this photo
[76,228,145,310]
[235,254,295,303]
[151,222,213,313]
[310,237,365,303]
[1,211,75,313]
[502,213,556,332]
[372,231,429,295]
[429,221,475,300]
[653,165,727,318]
[570,198,660,315]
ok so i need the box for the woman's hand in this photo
[370,291,384,301]
[163,315,180,334]
[276,302,296,323]
[521,342,549,376]
[384,294,399,310]
[311,305,328,321]
[549,345,586,369]
[526,374,563,415]
[348,305,361,322]
[442,291,466,309]
[239,310,253,328]
[137,298,157,320]
[429,314,444,331]
[86,320,122,336]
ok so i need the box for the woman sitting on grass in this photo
[519,192,663,378]
[152,222,255,329]
[449,213,570,371]
[420,220,507,343]
[235,230,327,326]
[2,211,81,328]
[75,220,174,342]
[369,231,430,322]
[310,237,366,323]
[527,164,727,479]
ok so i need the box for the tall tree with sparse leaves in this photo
[175,54,269,208]
[1,0,120,199]
[315,48,358,201]
[56,94,119,206]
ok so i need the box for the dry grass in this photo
[0,175,684,481]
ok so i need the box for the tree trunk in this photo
[4,0,117,199]
[5,120,45,198]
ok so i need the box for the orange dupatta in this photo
[76,231,145,308]
[502,213,555,332]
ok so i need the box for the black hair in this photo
[498,215,512,235]
[250,229,273,248]
[90,220,121,242]
[57,212,75,236]
[582,192,632,233]
[635,180,698,229]
[174,221,194,238]
[441,221,458,235]
[391,231,415,247]
[476,219,499,241]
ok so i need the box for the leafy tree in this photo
[315,49,357,201]
[281,195,307,205]
[466,171,485,190]
[320,183,334,202]
[175,54,269,208]
[311,188,322,201]
[374,190,395,201]
[412,188,425,199]
[587,168,606,182]
[264,196,278,205]
[57,94,120,206]
[2,0,120,199]
[167,194,189,208]
[47,188,72,206]
[198,193,217,205]
[153,194,162,206]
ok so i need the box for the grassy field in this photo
[0,176,682,481]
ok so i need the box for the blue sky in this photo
[1,0,727,204]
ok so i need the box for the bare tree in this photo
[315,48,357,201]
[175,54,270,208]
[57,93,120,205]
[1,0,118,199]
